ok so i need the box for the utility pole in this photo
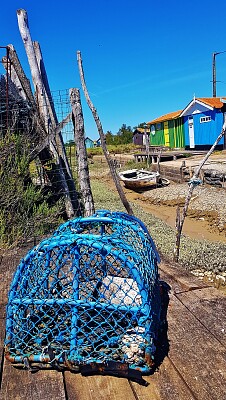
[212,50,226,97]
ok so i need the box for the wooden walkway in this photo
[133,150,206,164]
[0,246,226,400]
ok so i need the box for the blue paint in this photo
[85,137,94,148]
[184,109,224,147]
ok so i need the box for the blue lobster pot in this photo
[5,210,161,377]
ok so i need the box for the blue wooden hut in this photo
[180,97,226,149]
[85,137,94,149]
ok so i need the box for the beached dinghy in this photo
[118,169,169,190]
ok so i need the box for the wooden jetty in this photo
[0,245,226,400]
[134,149,206,164]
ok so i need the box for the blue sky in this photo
[1,0,226,141]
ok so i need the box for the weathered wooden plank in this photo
[166,294,226,400]
[129,374,161,400]
[176,288,226,346]
[159,261,209,291]
[159,263,209,294]
[64,342,198,400]
[159,268,185,295]
[0,361,66,400]
[64,372,136,400]
[0,247,31,306]
[130,356,196,400]
[193,286,226,302]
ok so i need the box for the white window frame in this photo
[200,116,211,123]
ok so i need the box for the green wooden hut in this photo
[147,110,185,148]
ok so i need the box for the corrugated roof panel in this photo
[147,110,182,125]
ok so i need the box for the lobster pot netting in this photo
[5,211,161,373]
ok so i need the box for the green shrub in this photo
[0,133,64,249]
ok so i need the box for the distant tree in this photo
[133,122,149,130]
[117,124,133,144]
[105,130,114,145]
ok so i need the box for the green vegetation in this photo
[105,124,133,145]
[0,133,64,249]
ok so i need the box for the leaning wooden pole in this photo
[6,44,35,105]
[17,8,76,218]
[2,56,27,101]
[77,50,133,215]
[17,9,49,128]
[33,40,79,210]
[173,124,226,262]
[70,88,95,216]
[33,42,72,174]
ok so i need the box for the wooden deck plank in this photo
[159,262,209,293]
[192,286,226,302]
[0,248,31,307]
[64,372,136,400]
[129,375,161,400]
[176,289,226,346]
[166,293,226,400]
[129,357,196,400]
[0,360,66,400]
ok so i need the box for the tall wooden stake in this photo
[77,50,133,216]
[70,88,95,216]
[173,125,226,262]
[6,44,35,105]
[33,41,79,211]
[17,8,76,218]
[2,56,27,100]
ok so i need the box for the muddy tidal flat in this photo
[141,182,226,240]
[91,177,226,276]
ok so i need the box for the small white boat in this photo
[118,169,169,190]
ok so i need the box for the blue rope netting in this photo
[5,210,161,374]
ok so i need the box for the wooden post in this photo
[70,88,95,216]
[17,8,76,218]
[6,44,35,105]
[144,128,150,168]
[16,10,49,128]
[33,41,79,211]
[156,149,162,174]
[2,56,27,100]
[173,126,226,262]
[77,50,133,216]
